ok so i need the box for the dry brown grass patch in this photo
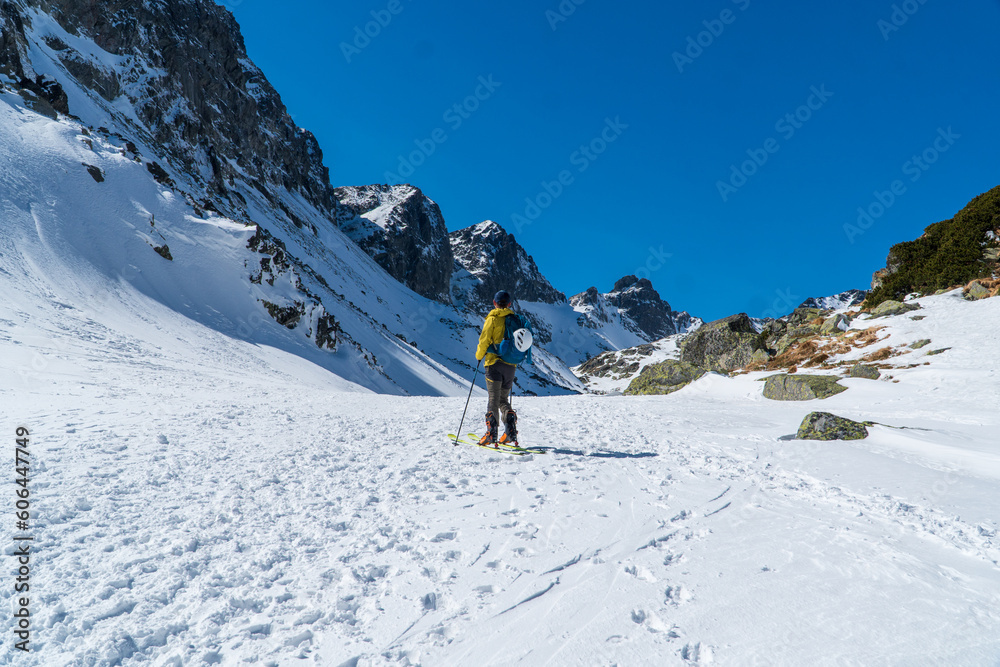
[845,326,886,348]
[862,346,900,363]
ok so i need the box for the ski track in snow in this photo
[3,293,1000,666]
[0,86,998,666]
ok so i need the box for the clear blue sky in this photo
[228,0,1000,321]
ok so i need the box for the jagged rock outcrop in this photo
[449,220,566,310]
[575,343,657,381]
[679,313,769,373]
[570,277,698,341]
[335,184,454,303]
[247,227,339,351]
[570,287,614,326]
[3,0,337,219]
[605,276,696,339]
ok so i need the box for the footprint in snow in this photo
[624,564,657,582]
[681,642,714,664]
[665,585,693,605]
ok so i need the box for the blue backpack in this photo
[489,312,534,366]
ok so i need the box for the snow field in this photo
[1,36,999,665]
[3,289,999,665]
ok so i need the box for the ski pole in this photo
[453,360,481,446]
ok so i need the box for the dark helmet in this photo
[493,290,512,308]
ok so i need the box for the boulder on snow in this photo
[964,280,991,301]
[624,360,706,396]
[820,313,851,335]
[679,313,769,373]
[795,412,870,441]
[909,339,931,350]
[849,364,880,380]
[763,374,847,401]
[869,300,920,318]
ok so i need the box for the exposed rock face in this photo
[763,374,847,401]
[869,300,920,318]
[624,360,706,396]
[247,228,339,351]
[820,313,851,335]
[449,220,566,310]
[605,275,695,339]
[796,412,870,441]
[679,313,769,373]
[4,0,338,218]
[871,252,904,292]
[576,343,657,379]
[570,287,614,325]
[335,184,454,303]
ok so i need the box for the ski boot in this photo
[499,409,518,446]
[479,412,499,448]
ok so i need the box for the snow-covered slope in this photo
[3,285,998,665]
[798,289,868,311]
[0,1,592,397]
[572,335,687,395]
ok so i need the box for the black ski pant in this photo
[485,361,516,431]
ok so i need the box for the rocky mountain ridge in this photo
[2,0,338,225]
[449,220,567,310]
[0,0,680,397]
[335,184,454,303]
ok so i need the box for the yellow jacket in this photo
[476,307,514,366]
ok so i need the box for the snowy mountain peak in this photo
[470,219,505,239]
[334,184,454,303]
[3,0,339,224]
[449,219,566,310]
[798,289,868,311]
[573,276,699,341]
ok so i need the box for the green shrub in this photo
[865,185,1000,307]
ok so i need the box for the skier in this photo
[475,290,528,446]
